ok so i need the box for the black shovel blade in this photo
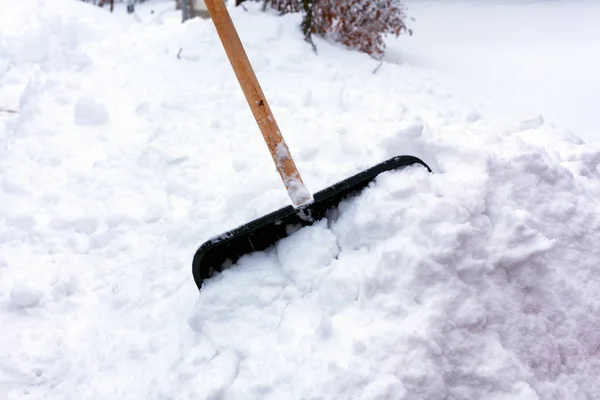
[192,155,432,291]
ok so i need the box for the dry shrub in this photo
[239,0,412,57]
[308,0,411,56]
[263,0,302,14]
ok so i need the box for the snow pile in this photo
[191,119,600,398]
[1,0,600,399]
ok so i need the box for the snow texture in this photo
[74,96,110,125]
[1,0,600,399]
[10,281,42,308]
[395,0,600,146]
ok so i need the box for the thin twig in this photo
[371,55,383,74]
[0,107,18,114]
[177,48,182,59]
[305,35,317,54]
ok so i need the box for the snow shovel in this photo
[192,0,432,291]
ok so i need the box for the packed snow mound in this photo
[1,0,600,399]
[191,128,600,399]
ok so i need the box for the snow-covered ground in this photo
[394,0,600,145]
[1,0,600,399]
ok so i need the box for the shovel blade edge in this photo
[192,155,432,291]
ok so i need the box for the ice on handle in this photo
[274,142,312,206]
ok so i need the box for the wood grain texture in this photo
[203,0,311,206]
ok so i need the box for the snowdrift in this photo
[1,0,599,399]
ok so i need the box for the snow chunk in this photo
[317,262,359,315]
[72,216,99,234]
[105,211,138,228]
[67,234,90,254]
[143,202,165,224]
[6,213,36,232]
[49,215,100,234]
[74,96,110,125]
[51,274,78,300]
[13,30,50,64]
[1,175,31,195]
[67,50,93,71]
[0,57,9,75]
[276,221,339,289]
[10,281,42,308]
[361,375,407,400]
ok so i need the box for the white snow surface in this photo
[394,0,600,146]
[1,0,600,399]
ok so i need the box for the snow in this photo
[74,96,110,125]
[9,281,43,308]
[394,0,600,146]
[1,0,600,399]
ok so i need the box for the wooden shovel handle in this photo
[203,0,311,207]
